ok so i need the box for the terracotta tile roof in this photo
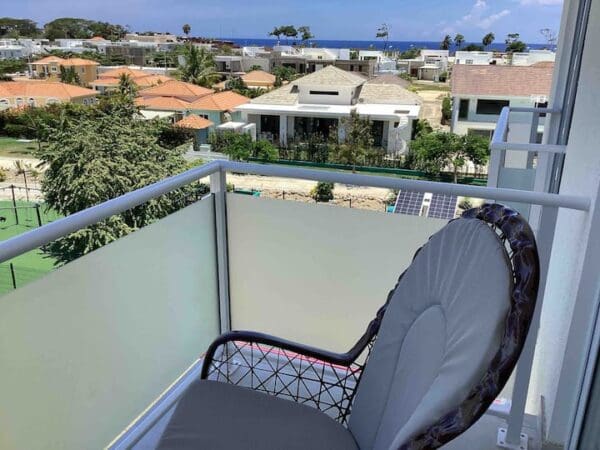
[138,80,213,99]
[90,36,108,41]
[99,67,149,79]
[451,64,554,97]
[0,81,98,99]
[92,74,173,88]
[31,56,99,66]
[175,114,214,129]
[241,70,276,85]
[189,91,249,111]
[135,96,191,111]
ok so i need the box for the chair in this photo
[157,203,539,450]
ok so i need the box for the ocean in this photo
[224,38,549,52]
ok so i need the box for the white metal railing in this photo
[0,159,591,449]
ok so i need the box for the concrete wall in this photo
[0,199,220,450]
[226,195,446,352]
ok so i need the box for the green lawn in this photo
[0,137,39,158]
[0,201,62,295]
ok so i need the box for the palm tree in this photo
[59,66,80,85]
[182,24,191,37]
[482,32,495,50]
[376,24,390,51]
[440,35,452,50]
[268,27,282,44]
[179,45,220,88]
[454,34,465,50]
[298,26,314,46]
[118,73,137,97]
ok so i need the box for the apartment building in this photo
[29,56,100,85]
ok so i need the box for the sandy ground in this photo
[417,90,450,132]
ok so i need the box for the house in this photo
[269,46,376,77]
[91,67,173,93]
[137,80,213,103]
[450,62,554,140]
[0,80,98,109]
[174,114,214,145]
[454,49,556,66]
[397,49,449,81]
[214,55,270,75]
[188,91,250,125]
[236,65,420,153]
[29,56,100,85]
[454,51,495,65]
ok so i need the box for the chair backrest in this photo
[348,204,539,450]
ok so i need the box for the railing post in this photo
[211,168,231,333]
[499,205,558,449]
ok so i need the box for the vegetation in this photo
[454,33,465,50]
[331,110,374,173]
[399,47,421,59]
[0,18,40,38]
[209,131,279,162]
[440,35,452,50]
[441,96,452,125]
[178,44,220,87]
[224,76,267,99]
[0,58,28,75]
[59,66,81,85]
[297,26,314,45]
[462,44,485,52]
[43,18,127,40]
[482,32,495,50]
[505,33,527,53]
[412,119,433,139]
[182,24,191,37]
[0,137,37,158]
[272,65,298,86]
[311,182,334,203]
[376,24,390,50]
[408,132,489,183]
[35,94,191,265]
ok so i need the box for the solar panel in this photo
[428,194,458,219]
[393,190,425,216]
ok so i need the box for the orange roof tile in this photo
[99,67,150,79]
[92,74,173,88]
[90,36,108,41]
[189,91,249,111]
[451,64,554,97]
[135,96,192,111]
[175,114,214,129]
[31,56,65,65]
[0,81,97,99]
[241,70,276,85]
[138,80,213,99]
[32,56,99,66]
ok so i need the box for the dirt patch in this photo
[416,90,450,132]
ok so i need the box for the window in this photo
[535,100,549,117]
[81,67,86,73]
[28,98,35,106]
[16,98,23,106]
[458,99,469,119]
[50,66,57,73]
[476,99,509,115]
[466,59,474,64]
[309,90,339,96]
[46,98,59,105]
[0,99,9,109]
[468,128,494,140]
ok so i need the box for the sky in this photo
[4,0,564,43]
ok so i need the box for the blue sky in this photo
[5,0,563,43]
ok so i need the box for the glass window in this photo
[28,98,35,106]
[476,99,510,115]
[458,99,469,119]
[0,99,9,109]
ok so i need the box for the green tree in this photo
[482,32,495,50]
[268,26,282,44]
[454,33,465,50]
[0,18,39,37]
[272,65,297,86]
[279,25,298,44]
[441,96,452,125]
[59,65,81,85]
[297,26,314,45]
[209,131,253,160]
[44,18,126,40]
[463,44,485,51]
[412,119,433,139]
[333,110,374,172]
[310,182,334,203]
[376,24,390,50]
[408,132,490,183]
[252,139,279,161]
[440,35,452,50]
[178,44,220,88]
[0,58,27,75]
[225,76,246,91]
[182,23,191,37]
[399,47,421,59]
[36,96,190,264]
[505,33,527,53]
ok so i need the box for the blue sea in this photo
[224,38,548,52]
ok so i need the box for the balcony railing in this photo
[0,159,590,450]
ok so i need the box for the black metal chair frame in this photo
[200,203,540,449]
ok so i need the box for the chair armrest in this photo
[200,330,370,424]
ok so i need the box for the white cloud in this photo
[520,0,562,5]
[456,0,511,29]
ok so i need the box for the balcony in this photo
[0,159,590,450]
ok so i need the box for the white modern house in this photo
[397,49,449,81]
[450,63,554,140]
[454,49,556,66]
[454,51,495,65]
[235,65,420,154]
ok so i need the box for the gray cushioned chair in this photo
[157,203,539,450]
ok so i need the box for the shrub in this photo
[0,168,7,182]
[438,71,448,82]
[310,181,334,203]
[252,139,279,161]
[441,96,452,124]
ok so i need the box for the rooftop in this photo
[31,56,100,66]
[134,96,191,111]
[137,80,214,100]
[293,65,366,87]
[451,63,554,97]
[189,91,250,111]
[174,114,214,130]
[0,81,98,99]
[358,81,422,105]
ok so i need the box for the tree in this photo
[117,73,137,98]
[540,28,557,50]
[440,35,452,50]
[252,139,279,161]
[0,58,28,75]
[178,44,220,87]
[482,32,495,50]
[333,110,374,172]
[36,95,190,264]
[454,33,465,50]
[182,23,191,37]
[376,24,390,51]
[0,18,39,37]
[44,18,127,40]
[297,26,314,45]
[13,160,31,201]
[399,47,421,59]
[268,26,282,44]
[225,76,246,91]
[272,65,297,86]
[463,44,485,51]
[505,33,527,54]
[311,182,334,203]
[280,25,298,44]
[408,132,489,183]
[59,65,80,85]
[441,97,452,124]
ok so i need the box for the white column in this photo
[279,114,287,147]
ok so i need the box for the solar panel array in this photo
[393,191,458,220]
[428,194,458,219]
[393,191,425,216]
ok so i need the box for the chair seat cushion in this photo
[157,379,359,450]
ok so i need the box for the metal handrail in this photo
[0,159,590,264]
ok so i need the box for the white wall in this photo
[0,199,220,450]
[226,195,446,352]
